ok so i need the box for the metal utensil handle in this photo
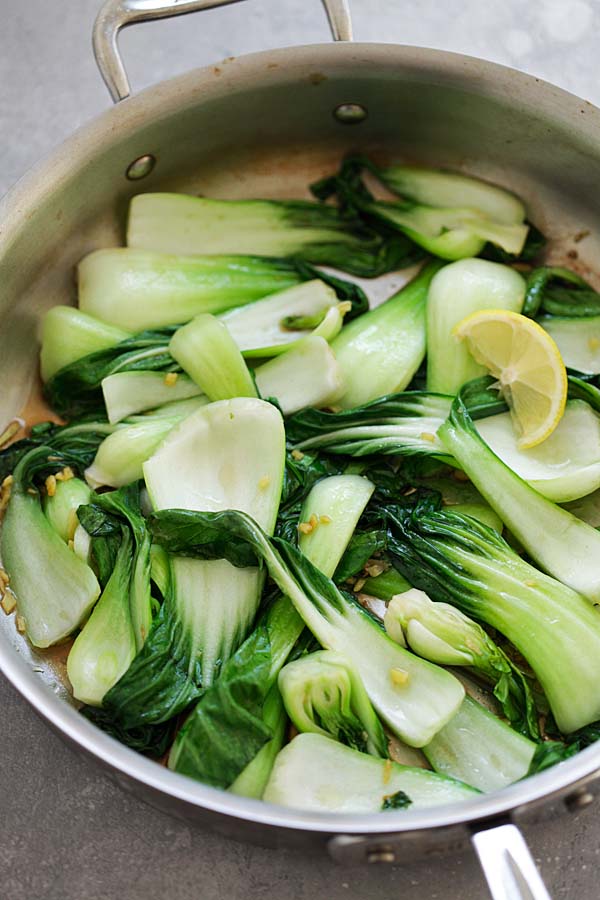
[472,824,552,900]
[93,0,353,102]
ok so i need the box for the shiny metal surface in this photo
[93,0,352,100]
[472,824,552,900]
[1,22,600,886]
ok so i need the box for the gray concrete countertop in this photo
[1,2,600,897]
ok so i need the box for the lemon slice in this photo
[453,309,567,449]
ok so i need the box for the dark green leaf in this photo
[381,790,413,811]
[523,266,598,318]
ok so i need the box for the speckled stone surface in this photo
[2,2,600,898]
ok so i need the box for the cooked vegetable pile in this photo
[3,155,600,814]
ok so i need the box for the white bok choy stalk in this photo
[476,399,600,502]
[439,384,600,604]
[43,476,91,542]
[218,279,347,357]
[168,473,377,789]
[85,397,208,488]
[149,504,466,747]
[77,249,305,330]
[384,588,539,740]
[66,483,154,706]
[263,733,479,812]
[169,314,258,401]
[126,193,408,277]
[278,650,388,757]
[364,161,529,259]
[538,314,600,374]
[253,335,343,415]
[423,697,536,793]
[1,448,100,648]
[143,398,285,689]
[330,260,444,409]
[40,306,132,382]
[102,371,203,424]
[426,259,525,393]
[99,398,286,733]
[101,334,343,423]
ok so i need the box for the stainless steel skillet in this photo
[1,2,600,897]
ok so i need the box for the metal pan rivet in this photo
[126,154,156,180]
[333,102,368,124]
[565,789,595,812]
[366,849,396,864]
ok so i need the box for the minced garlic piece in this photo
[390,667,410,686]
[291,449,304,461]
[1,592,16,615]
[164,372,179,386]
[258,475,271,490]
[56,466,74,482]
[45,474,57,497]
[382,759,393,785]
[0,421,20,450]
[354,578,366,592]
[589,337,600,352]
[309,513,318,529]
[319,515,332,525]
[419,432,436,443]
[524,578,537,588]
[298,522,313,535]
[16,614,26,633]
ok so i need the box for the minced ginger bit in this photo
[15,614,26,633]
[0,474,13,514]
[298,521,313,535]
[1,591,16,615]
[0,421,20,450]
[364,560,387,578]
[419,432,436,443]
[382,759,393,785]
[55,466,74,482]
[390,667,410,687]
[291,449,304,461]
[164,372,179,387]
[319,514,332,525]
[258,475,271,490]
[45,474,57,497]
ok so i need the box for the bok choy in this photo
[278,650,388,757]
[380,500,600,733]
[126,193,417,277]
[101,398,285,729]
[313,156,529,260]
[439,382,600,603]
[167,473,375,786]
[150,506,465,746]
[1,447,101,647]
[78,250,306,331]
[263,733,478,812]
[330,260,444,408]
[426,259,525,393]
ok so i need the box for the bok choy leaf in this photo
[101,398,285,730]
[167,473,374,786]
[126,193,418,278]
[150,506,465,747]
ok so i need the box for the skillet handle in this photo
[93,0,353,103]
[472,823,552,900]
